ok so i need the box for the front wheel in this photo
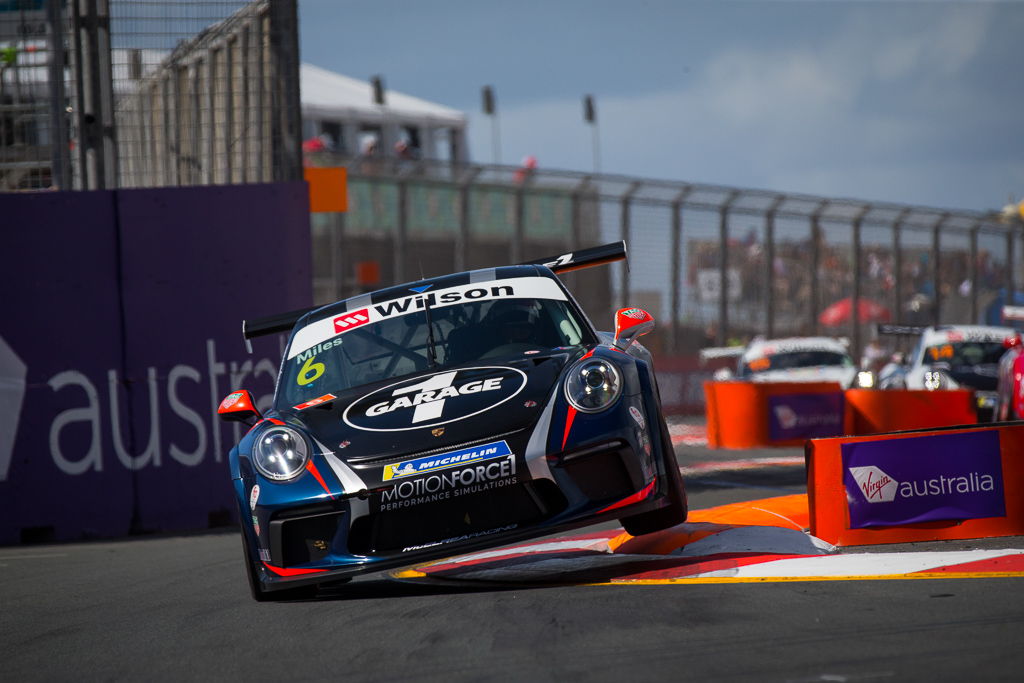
[619,417,688,536]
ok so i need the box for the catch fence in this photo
[0,0,300,191]
[308,155,1024,362]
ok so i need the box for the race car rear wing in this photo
[698,346,745,365]
[876,323,928,337]
[240,241,629,349]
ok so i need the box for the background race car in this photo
[701,336,863,388]
[877,323,1018,420]
[218,242,687,601]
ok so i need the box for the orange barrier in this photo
[704,381,844,449]
[304,166,348,213]
[844,388,977,435]
[808,423,1024,546]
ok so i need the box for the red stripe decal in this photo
[597,479,656,514]
[262,562,328,577]
[561,349,596,449]
[305,460,336,500]
[561,405,577,450]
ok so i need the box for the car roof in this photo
[743,336,849,361]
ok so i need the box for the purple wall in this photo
[0,183,312,544]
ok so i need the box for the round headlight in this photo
[253,426,310,481]
[565,358,622,413]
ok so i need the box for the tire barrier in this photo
[808,423,1024,546]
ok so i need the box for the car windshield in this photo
[742,350,852,375]
[924,342,1005,367]
[278,294,593,407]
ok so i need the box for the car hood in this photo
[282,349,582,463]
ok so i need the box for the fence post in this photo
[717,191,740,345]
[670,187,692,353]
[932,213,949,326]
[891,208,909,324]
[456,167,480,272]
[512,183,526,264]
[809,201,829,336]
[46,0,71,189]
[269,0,303,182]
[620,182,641,310]
[1008,227,1018,308]
[396,180,408,284]
[969,222,980,323]
[72,0,118,189]
[764,195,785,339]
[850,205,870,362]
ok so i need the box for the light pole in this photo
[584,94,600,174]
[482,85,500,165]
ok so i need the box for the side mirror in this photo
[1003,334,1022,350]
[613,307,655,351]
[218,390,262,423]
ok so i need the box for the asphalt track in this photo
[3,426,1024,681]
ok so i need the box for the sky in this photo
[298,0,1024,214]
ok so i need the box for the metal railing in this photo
[308,154,1024,361]
[0,0,300,191]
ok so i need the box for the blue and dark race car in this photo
[218,242,687,600]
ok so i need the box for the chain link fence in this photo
[308,155,1024,362]
[0,0,300,191]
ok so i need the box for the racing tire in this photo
[619,416,688,537]
[238,508,318,602]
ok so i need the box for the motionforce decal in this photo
[286,276,568,361]
[383,440,512,481]
[343,366,527,432]
[842,430,1006,528]
[378,451,518,512]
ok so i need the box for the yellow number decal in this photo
[297,355,325,386]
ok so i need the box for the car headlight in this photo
[253,426,310,481]
[565,357,622,413]
[855,371,875,388]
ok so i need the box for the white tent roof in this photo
[300,63,466,128]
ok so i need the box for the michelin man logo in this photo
[848,465,900,503]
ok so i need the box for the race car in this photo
[702,336,864,388]
[218,242,687,600]
[994,306,1024,422]
[878,323,1018,420]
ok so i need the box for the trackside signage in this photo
[842,431,1006,529]
[768,392,844,441]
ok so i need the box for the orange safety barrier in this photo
[808,423,1024,546]
[704,381,844,449]
[844,388,977,435]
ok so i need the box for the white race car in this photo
[702,336,861,388]
[880,324,1016,418]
